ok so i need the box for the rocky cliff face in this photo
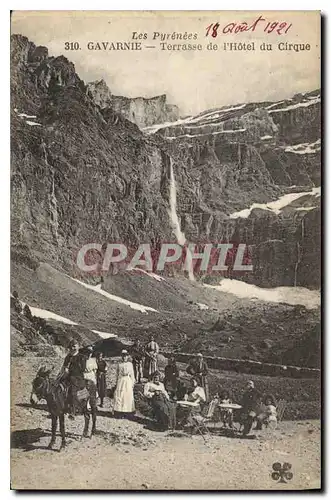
[11,35,174,274]
[87,79,179,129]
[147,91,321,288]
[11,34,321,289]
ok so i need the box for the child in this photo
[265,396,277,426]
[256,395,277,429]
[219,390,234,428]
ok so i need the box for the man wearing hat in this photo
[143,335,159,379]
[240,380,262,434]
[241,380,262,410]
[186,353,209,401]
[130,339,145,384]
[62,339,85,418]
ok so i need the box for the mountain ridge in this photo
[11,33,320,289]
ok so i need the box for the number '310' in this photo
[64,42,80,50]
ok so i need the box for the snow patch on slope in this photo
[142,104,247,134]
[229,187,321,219]
[70,278,158,314]
[26,121,42,126]
[27,305,78,325]
[92,330,117,339]
[166,128,246,141]
[285,139,321,155]
[205,279,320,310]
[131,268,166,282]
[269,97,320,114]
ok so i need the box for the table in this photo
[175,400,200,428]
[176,400,200,408]
[218,403,242,431]
[218,403,242,410]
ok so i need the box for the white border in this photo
[2,2,328,498]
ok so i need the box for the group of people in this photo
[213,380,278,431]
[60,339,108,417]
[59,337,210,427]
[60,338,277,434]
[130,336,160,383]
[59,336,162,419]
[144,371,208,431]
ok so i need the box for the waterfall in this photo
[169,158,195,281]
[169,158,185,245]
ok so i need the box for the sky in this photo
[11,11,320,115]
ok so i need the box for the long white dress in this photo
[113,361,135,413]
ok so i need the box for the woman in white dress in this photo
[83,346,98,386]
[82,346,98,409]
[113,350,135,418]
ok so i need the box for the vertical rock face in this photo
[268,94,321,143]
[87,79,179,128]
[11,34,320,288]
[85,79,113,108]
[11,35,174,273]
[146,91,321,288]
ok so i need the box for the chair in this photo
[190,400,218,442]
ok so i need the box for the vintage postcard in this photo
[10,10,321,490]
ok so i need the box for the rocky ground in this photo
[11,356,321,490]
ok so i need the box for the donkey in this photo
[30,365,97,450]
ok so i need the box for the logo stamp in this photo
[271,462,293,483]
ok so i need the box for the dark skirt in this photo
[97,373,107,399]
[151,394,176,430]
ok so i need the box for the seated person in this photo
[239,380,262,434]
[256,395,277,429]
[186,378,206,405]
[186,354,209,401]
[240,380,262,416]
[144,371,176,431]
[219,390,234,428]
[177,378,206,427]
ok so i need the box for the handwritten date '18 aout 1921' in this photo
[206,16,293,37]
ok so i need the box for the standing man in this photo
[130,339,145,384]
[186,353,209,401]
[62,339,85,418]
[164,356,179,399]
[143,334,159,379]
